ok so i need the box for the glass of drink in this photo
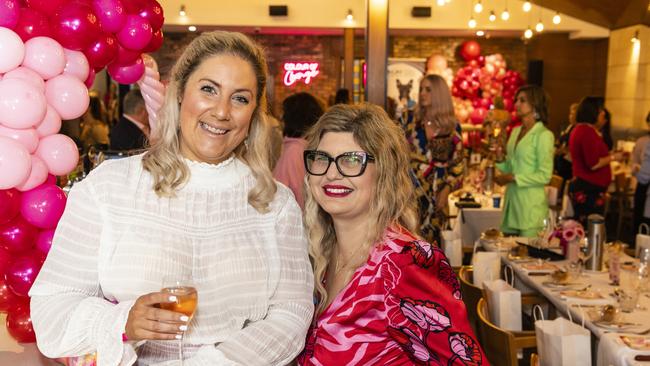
[161,275,198,365]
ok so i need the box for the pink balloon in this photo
[142,28,163,53]
[34,229,54,254]
[24,0,67,15]
[14,7,51,42]
[107,55,144,84]
[0,215,37,253]
[113,43,140,65]
[84,67,96,88]
[63,49,90,82]
[51,2,101,50]
[19,182,66,229]
[0,136,31,190]
[45,174,56,185]
[6,254,43,297]
[35,133,79,176]
[0,189,21,225]
[121,0,147,14]
[0,245,12,270]
[35,104,62,137]
[0,27,25,73]
[45,74,89,120]
[0,0,20,29]
[92,0,126,33]
[22,36,66,80]
[15,155,47,192]
[0,125,39,153]
[116,14,152,51]
[2,66,46,92]
[0,78,47,129]
[84,33,118,70]
[134,0,164,31]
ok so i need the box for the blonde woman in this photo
[298,104,485,365]
[30,31,314,365]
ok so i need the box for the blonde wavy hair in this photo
[142,31,276,213]
[415,74,459,135]
[303,103,419,313]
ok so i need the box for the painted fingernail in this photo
[180,315,189,322]
[179,325,188,331]
[168,296,177,302]
[175,334,182,340]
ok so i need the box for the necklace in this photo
[334,244,366,273]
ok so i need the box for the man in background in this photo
[110,89,149,151]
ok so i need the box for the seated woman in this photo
[298,104,487,365]
[30,31,313,365]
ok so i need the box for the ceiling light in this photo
[188,25,197,32]
[346,9,353,22]
[536,20,544,32]
[179,5,186,17]
[474,1,483,13]
[437,0,446,6]
[476,30,485,36]
[501,8,510,20]
[524,27,533,39]
[489,10,496,21]
[632,30,640,43]
[552,12,561,24]
[523,1,532,12]
[468,17,477,28]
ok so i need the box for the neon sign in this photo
[283,62,320,86]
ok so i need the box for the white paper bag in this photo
[636,223,650,258]
[483,279,522,331]
[471,251,500,287]
[534,313,591,366]
[441,225,462,267]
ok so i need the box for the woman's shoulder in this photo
[83,154,146,188]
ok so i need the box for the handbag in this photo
[533,304,591,366]
[483,265,522,331]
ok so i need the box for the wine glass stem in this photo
[179,334,184,366]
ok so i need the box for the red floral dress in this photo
[298,227,487,366]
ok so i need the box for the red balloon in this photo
[134,0,163,31]
[0,246,12,269]
[84,33,119,70]
[0,189,21,225]
[141,28,163,53]
[0,216,37,254]
[121,0,147,14]
[0,275,22,313]
[0,0,20,29]
[470,107,487,125]
[34,229,54,254]
[14,7,51,41]
[92,0,126,33]
[116,14,152,51]
[24,0,66,14]
[85,66,96,88]
[460,40,481,62]
[6,253,43,297]
[107,55,144,84]
[51,2,101,50]
[113,43,140,65]
[6,302,36,343]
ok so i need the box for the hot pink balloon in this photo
[35,133,79,176]
[22,36,66,80]
[116,14,152,51]
[6,254,42,297]
[0,189,21,225]
[0,215,37,253]
[19,182,66,229]
[0,0,20,29]
[45,74,89,120]
[35,104,62,137]
[121,0,147,14]
[0,125,39,153]
[92,0,126,33]
[0,27,24,73]
[134,0,164,31]
[84,33,118,70]
[0,246,12,270]
[113,43,140,65]
[45,174,56,185]
[142,28,163,53]
[34,229,54,254]
[0,136,31,190]
[51,2,101,50]
[15,155,47,192]
[107,55,144,84]
[84,67,96,88]
[0,78,47,129]
[3,66,46,92]
[14,7,51,42]
[63,49,90,82]
[25,0,66,15]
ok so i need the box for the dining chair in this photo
[609,172,634,239]
[458,265,482,336]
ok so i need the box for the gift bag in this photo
[636,223,650,258]
[471,251,500,287]
[533,305,591,366]
[483,267,522,331]
[441,221,462,267]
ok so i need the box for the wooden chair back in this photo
[458,266,482,336]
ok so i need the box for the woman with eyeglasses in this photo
[297,103,486,365]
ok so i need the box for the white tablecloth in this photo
[449,192,503,248]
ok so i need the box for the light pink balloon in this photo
[63,49,90,82]
[0,136,31,189]
[2,66,45,92]
[15,155,47,192]
[35,133,79,176]
[22,37,66,80]
[0,27,24,73]
[45,74,89,120]
[35,105,62,137]
[0,125,39,153]
[0,78,47,129]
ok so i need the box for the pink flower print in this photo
[400,298,452,332]
[575,227,585,239]
[387,327,442,365]
[562,228,576,242]
[406,240,436,268]
[448,332,483,365]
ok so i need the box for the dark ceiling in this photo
[531,0,650,29]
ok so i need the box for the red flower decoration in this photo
[400,298,452,332]
[406,240,436,268]
[448,332,483,365]
[387,327,442,365]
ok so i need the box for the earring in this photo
[533,111,540,120]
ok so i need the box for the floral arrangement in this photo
[546,219,585,256]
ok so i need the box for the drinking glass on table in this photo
[638,248,650,292]
[161,275,198,365]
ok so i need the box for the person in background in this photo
[80,92,110,151]
[405,74,464,243]
[554,102,578,184]
[267,115,284,171]
[298,103,486,365]
[273,92,324,209]
[569,96,625,226]
[30,30,313,365]
[632,111,650,233]
[333,88,350,105]
[601,108,614,150]
[109,88,149,151]
[494,85,554,237]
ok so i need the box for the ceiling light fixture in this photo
[437,0,446,6]
[476,30,485,36]
[524,27,533,39]
[552,12,561,24]
[523,1,532,12]
[536,20,544,32]
[474,0,483,13]
[632,30,640,43]
[489,10,497,21]
[346,9,353,22]
[468,16,477,28]
[179,5,186,17]
[188,25,197,32]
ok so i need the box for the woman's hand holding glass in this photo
[124,291,191,341]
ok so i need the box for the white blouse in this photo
[29,154,314,366]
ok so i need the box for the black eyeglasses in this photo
[304,150,375,178]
